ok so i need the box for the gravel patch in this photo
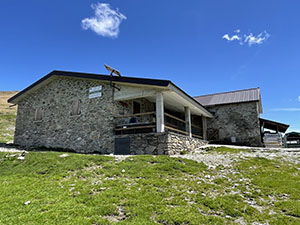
[172,145,300,167]
[0,147,27,153]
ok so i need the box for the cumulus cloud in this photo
[82,3,127,38]
[222,30,270,46]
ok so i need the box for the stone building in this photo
[8,70,212,154]
[194,88,289,147]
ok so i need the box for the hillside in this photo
[0,147,299,224]
[0,91,18,143]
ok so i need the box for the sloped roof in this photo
[8,70,171,103]
[194,88,261,106]
[8,70,212,118]
[260,118,289,133]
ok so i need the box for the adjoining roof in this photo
[8,70,212,118]
[285,132,300,137]
[194,88,261,106]
[260,118,289,133]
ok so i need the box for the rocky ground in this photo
[1,144,300,224]
[172,144,300,167]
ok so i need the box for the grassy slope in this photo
[0,91,18,143]
[0,149,299,225]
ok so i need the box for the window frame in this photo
[70,99,81,117]
[34,107,43,122]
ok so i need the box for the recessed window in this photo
[71,100,81,116]
[133,101,140,114]
[34,107,43,121]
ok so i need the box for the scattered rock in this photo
[24,201,31,205]
[121,169,126,173]
[59,153,69,158]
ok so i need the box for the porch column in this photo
[156,92,165,132]
[202,117,207,140]
[184,107,192,138]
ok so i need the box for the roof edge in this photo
[193,87,260,98]
[202,99,260,107]
[8,70,172,104]
[167,83,213,118]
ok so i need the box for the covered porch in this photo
[260,118,289,147]
[113,85,212,139]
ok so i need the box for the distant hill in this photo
[0,91,18,114]
[0,91,18,143]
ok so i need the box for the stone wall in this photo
[14,76,207,154]
[205,102,262,147]
[14,77,131,153]
[116,131,207,155]
[167,132,207,154]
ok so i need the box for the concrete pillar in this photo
[202,117,207,140]
[184,107,192,138]
[156,92,164,132]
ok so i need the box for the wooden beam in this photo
[192,133,203,139]
[114,86,157,101]
[115,125,155,131]
[114,111,155,118]
[165,125,188,135]
[164,112,185,123]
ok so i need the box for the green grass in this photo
[0,91,18,143]
[0,151,299,224]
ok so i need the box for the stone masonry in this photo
[206,102,262,147]
[14,76,131,153]
[116,131,208,155]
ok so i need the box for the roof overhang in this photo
[166,83,212,118]
[260,118,289,133]
[8,70,171,104]
[8,70,212,118]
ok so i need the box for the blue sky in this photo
[0,0,299,132]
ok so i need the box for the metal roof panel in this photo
[194,88,260,106]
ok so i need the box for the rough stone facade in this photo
[14,76,131,153]
[14,76,206,154]
[116,131,207,155]
[205,102,262,147]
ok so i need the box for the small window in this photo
[71,100,81,116]
[133,101,140,114]
[34,107,43,121]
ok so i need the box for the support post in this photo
[202,117,207,140]
[184,107,192,138]
[156,92,164,133]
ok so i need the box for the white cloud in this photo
[271,108,300,112]
[82,3,127,38]
[222,34,241,41]
[222,30,270,47]
[244,31,270,46]
[298,96,300,102]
